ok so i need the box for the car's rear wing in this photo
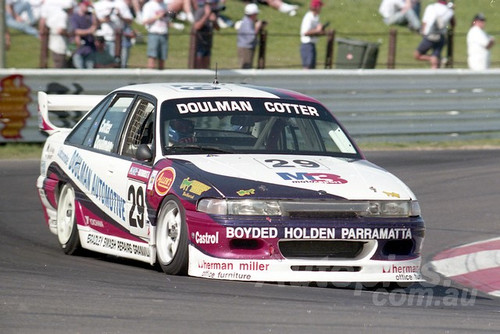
[38,91,105,135]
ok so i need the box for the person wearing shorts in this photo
[142,0,169,69]
[299,0,325,69]
[413,0,454,68]
[193,0,220,69]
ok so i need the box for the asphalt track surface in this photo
[1,150,499,334]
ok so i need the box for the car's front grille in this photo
[288,211,357,219]
[279,240,367,259]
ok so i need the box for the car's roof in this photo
[114,82,320,103]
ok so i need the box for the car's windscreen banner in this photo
[161,98,333,121]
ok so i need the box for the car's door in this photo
[69,93,156,241]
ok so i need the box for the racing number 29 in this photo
[128,185,145,228]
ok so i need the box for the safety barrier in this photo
[0,68,499,143]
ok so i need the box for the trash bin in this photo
[336,38,380,69]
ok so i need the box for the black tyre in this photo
[56,183,82,255]
[155,196,188,275]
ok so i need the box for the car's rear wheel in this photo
[56,183,81,255]
[156,197,188,275]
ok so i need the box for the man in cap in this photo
[467,13,495,70]
[299,0,325,69]
[237,3,265,69]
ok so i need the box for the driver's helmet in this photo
[169,119,195,143]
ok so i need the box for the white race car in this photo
[37,82,424,285]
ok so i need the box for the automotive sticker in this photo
[225,226,412,240]
[383,191,400,198]
[176,100,252,114]
[147,170,158,191]
[237,189,255,196]
[128,163,151,183]
[179,177,211,199]
[256,158,325,169]
[84,215,105,228]
[154,167,176,196]
[341,228,412,239]
[382,264,420,274]
[263,101,319,117]
[192,231,219,244]
[277,172,348,184]
[382,264,421,281]
[68,151,126,221]
[57,149,69,165]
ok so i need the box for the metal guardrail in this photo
[0,69,499,143]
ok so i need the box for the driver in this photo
[168,119,196,144]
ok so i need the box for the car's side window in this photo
[66,99,110,146]
[92,96,134,153]
[121,98,155,158]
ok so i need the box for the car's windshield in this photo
[160,97,361,158]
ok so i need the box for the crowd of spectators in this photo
[2,0,496,70]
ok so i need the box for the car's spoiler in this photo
[38,91,105,135]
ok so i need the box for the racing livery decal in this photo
[179,177,211,199]
[154,167,176,196]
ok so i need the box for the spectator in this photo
[120,23,137,68]
[5,30,11,50]
[141,0,169,69]
[94,0,133,63]
[300,0,325,70]
[259,0,298,17]
[94,35,120,67]
[412,0,421,18]
[70,0,98,69]
[40,0,75,68]
[5,0,39,37]
[378,0,420,32]
[193,0,220,69]
[467,13,494,71]
[414,0,454,69]
[166,0,198,23]
[237,3,264,69]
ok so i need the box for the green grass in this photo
[6,0,500,69]
[0,143,43,159]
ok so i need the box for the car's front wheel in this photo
[56,183,81,255]
[155,196,188,275]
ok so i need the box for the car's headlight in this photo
[364,200,421,217]
[197,199,420,217]
[198,199,281,216]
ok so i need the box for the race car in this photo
[37,82,425,284]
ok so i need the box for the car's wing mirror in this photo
[136,144,153,162]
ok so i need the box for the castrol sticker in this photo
[154,167,176,196]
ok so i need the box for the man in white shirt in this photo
[379,0,420,32]
[414,0,454,68]
[467,13,494,71]
[94,0,133,62]
[300,0,325,69]
[42,0,75,68]
[142,0,169,69]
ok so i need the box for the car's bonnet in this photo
[168,154,416,201]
